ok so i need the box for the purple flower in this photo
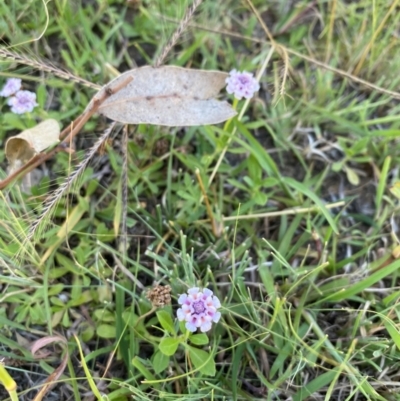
[177,287,221,333]
[225,69,260,100]
[7,90,38,114]
[0,78,22,97]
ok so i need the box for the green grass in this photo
[2,0,400,400]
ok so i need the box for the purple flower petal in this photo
[7,90,38,114]
[212,297,221,308]
[225,70,260,100]
[188,287,200,295]
[185,322,197,332]
[177,308,185,320]
[0,78,22,97]
[178,294,187,304]
[212,311,221,323]
[200,321,212,332]
[176,287,221,333]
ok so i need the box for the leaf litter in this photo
[98,66,237,126]
[1,66,235,191]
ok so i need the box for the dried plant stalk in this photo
[27,122,118,241]
[121,125,129,259]
[0,48,100,90]
[154,0,203,67]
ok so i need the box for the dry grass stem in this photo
[245,0,291,96]
[195,169,219,237]
[120,125,129,260]
[27,122,118,241]
[198,201,345,222]
[353,0,400,75]
[0,47,100,90]
[158,15,400,99]
[154,0,203,67]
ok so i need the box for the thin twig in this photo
[154,0,203,67]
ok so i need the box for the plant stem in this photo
[0,364,18,401]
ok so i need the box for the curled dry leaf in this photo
[5,119,60,173]
[98,65,237,126]
[30,335,68,401]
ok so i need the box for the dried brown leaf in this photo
[5,119,60,172]
[30,335,68,401]
[98,65,236,126]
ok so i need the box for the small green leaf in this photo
[189,333,209,345]
[152,351,170,374]
[131,356,157,384]
[81,323,95,343]
[179,321,187,334]
[2,112,28,130]
[156,310,176,334]
[159,337,180,356]
[187,346,216,376]
[344,165,360,186]
[96,324,116,339]
[248,154,262,183]
[253,191,268,205]
[331,161,343,172]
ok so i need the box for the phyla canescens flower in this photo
[177,287,221,333]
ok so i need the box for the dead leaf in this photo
[30,335,68,401]
[98,65,237,126]
[5,119,60,172]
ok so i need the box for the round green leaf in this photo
[152,351,170,374]
[96,324,116,339]
[156,310,176,335]
[159,337,180,356]
[187,345,216,376]
[189,333,209,345]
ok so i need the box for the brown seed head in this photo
[146,285,172,308]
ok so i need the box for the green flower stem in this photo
[209,46,274,187]
[0,364,18,401]
[232,97,239,111]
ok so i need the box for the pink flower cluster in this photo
[0,78,38,114]
[177,287,221,333]
[225,69,260,100]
